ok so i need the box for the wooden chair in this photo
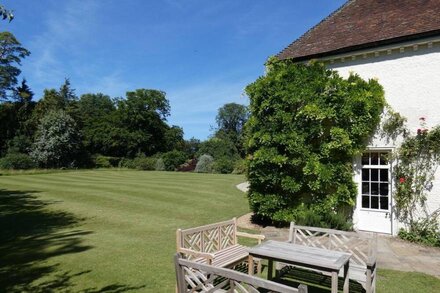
[175,253,308,293]
[176,218,265,271]
[286,223,378,293]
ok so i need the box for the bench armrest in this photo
[366,255,377,268]
[236,231,265,244]
[178,248,215,262]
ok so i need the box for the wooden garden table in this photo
[248,240,351,293]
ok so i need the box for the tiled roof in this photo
[278,0,440,61]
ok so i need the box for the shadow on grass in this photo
[0,189,145,292]
[274,267,366,293]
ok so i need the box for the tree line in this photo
[0,29,249,172]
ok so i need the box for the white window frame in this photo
[360,149,393,212]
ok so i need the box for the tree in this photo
[116,89,171,156]
[164,125,185,152]
[183,137,201,158]
[32,79,80,128]
[215,103,249,157]
[13,78,33,103]
[78,93,117,155]
[0,5,14,23]
[12,78,35,136]
[30,110,82,168]
[0,31,30,100]
[197,137,239,161]
[245,59,385,225]
[216,103,248,135]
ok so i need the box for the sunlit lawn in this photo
[0,169,438,292]
[0,170,248,292]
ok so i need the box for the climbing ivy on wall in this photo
[244,58,386,227]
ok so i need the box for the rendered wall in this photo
[327,40,440,234]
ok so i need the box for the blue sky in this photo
[2,0,345,139]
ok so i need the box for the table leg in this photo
[248,255,254,275]
[331,271,338,293]
[343,262,349,293]
[267,259,273,280]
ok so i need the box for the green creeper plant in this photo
[390,117,440,245]
[245,58,385,225]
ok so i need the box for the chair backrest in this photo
[174,253,308,293]
[288,223,377,267]
[176,218,238,257]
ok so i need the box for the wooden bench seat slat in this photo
[175,253,308,293]
[176,218,265,274]
[286,222,377,293]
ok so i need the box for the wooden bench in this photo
[176,218,265,271]
[175,253,308,293]
[284,223,378,293]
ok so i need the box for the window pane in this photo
[371,169,379,181]
[371,153,379,165]
[362,182,369,194]
[362,196,370,208]
[371,196,379,209]
[380,169,389,182]
[380,153,388,165]
[380,183,389,196]
[371,183,379,195]
[380,197,389,210]
[362,169,369,181]
[362,153,370,165]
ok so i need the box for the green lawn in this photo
[0,170,439,292]
[0,170,248,292]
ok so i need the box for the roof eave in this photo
[278,29,440,62]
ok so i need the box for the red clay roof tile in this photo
[278,0,440,61]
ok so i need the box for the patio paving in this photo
[236,183,440,278]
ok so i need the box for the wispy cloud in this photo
[78,71,133,98]
[26,1,98,83]
[23,0,130,98]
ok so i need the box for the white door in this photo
[355,151,393,234]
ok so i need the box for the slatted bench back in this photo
[289,224,376,267]
[177,219,237,259]
[174,253,307,293]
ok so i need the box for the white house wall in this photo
[326,39,440,235]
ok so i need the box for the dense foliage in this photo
[0,27,246,174]
[245,59,385,225]
[30,110,82,168]
[215,103,248,157]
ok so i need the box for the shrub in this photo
[0,153,36,170]
[195,154,214,173]
[177,158,197,172]
[94,155,121,168]
[232,159,247,174]
[161,150,187,171]
[398,219,440,247]
[118,158,134,169]
[95,155,112,168]
[133,156,157,170]
[213,157,235,174]
[197,137,239,160]
[245,58,385,225]
[30,110,82,168]
[155,158,165,171]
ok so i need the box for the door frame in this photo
[354,147,396,235]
